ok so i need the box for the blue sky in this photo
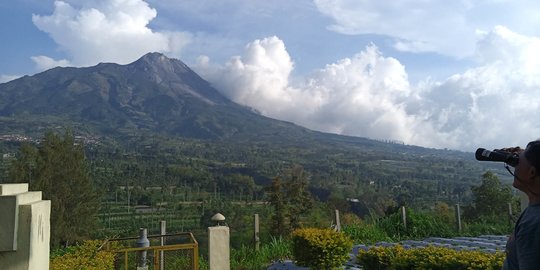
[2,0,540,151]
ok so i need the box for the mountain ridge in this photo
[0,53,325,142]
[0,52,513,197]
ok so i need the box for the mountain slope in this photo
[0,53,316,140]
[0,53,512,203]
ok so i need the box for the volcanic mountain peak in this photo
[130,52,190,78]
[0,52,271,139]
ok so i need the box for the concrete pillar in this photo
[0,183,51,270]
[160,220,166,270]
[253,214,259,251]
[208,213,230,270]
[334,209,341,232]
[455,203,462,233]
[401,206,407,230]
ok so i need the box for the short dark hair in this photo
[525,140,540,171]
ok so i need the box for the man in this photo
[502,140,540,269]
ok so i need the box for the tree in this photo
[268,165,313,236]
[269,176,287,236]
[465,171,514,220]
[285,166,313,230]
[8,131,100,246]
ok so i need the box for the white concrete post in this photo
[254,214,260,251]
[455,203,462,233]
[160,220,166,270]
[0,183,51,270]
[334,209,341,232]
[401,206,407,231]
[208,213,230,270]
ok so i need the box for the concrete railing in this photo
[0,183,51,270]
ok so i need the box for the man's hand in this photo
[496,146,523,154]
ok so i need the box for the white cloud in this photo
[410,26,540,150]
[26,0,540,150]
[196,37,417,144]
[0,75,21,84]
[197,27,540,150]
[196,36,295,116]
[32,0,192,66]
[31,55,71,71]
[312,0,540,58]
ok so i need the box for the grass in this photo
[230,237,292,270]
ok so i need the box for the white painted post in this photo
[335,209,341,232]
[208,213,230,270]
[455,204,462,233]
[254,214,260,251]
[160,220,166,270]
[401,206,407,231]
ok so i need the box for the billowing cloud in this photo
[410,25,540,149]
[196,26,540,150]
[32,0,192,67]
[313,0,540,58]
[31,55,71,71]
[196,37,417,144]
[26,0,540,150]
[0,75,21,84]
[196,36,295,115]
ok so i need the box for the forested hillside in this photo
[0,53,512,240]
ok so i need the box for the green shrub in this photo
[292,227,353,270]
[357,245,505,270]
[343,223,391,244]
[50,240,115,270]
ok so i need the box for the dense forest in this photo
[1,130,512,226]
[0,131,520,268]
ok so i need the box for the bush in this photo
[292,227,353,270]
[50,240,115,270]
[357,245,505,270]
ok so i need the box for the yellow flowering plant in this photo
[292,227,353,270]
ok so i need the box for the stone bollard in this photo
[208,213,230,270]
[0,183,51,270]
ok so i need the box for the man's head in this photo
[524,140,540,171]
[514,140,540,193]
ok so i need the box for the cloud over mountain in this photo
[196,27,540,150]
[31,0,192,69]
[27,0,540,150]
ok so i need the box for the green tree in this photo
[285,166,313,230]
[466,171,514,220]
[8,131,100,246]
[269,176,287,236]
[7,143,37,184]
[268,165,313,236]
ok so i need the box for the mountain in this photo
[0,53,489,159]
[0,52,512,208]
[0,52,318,141]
